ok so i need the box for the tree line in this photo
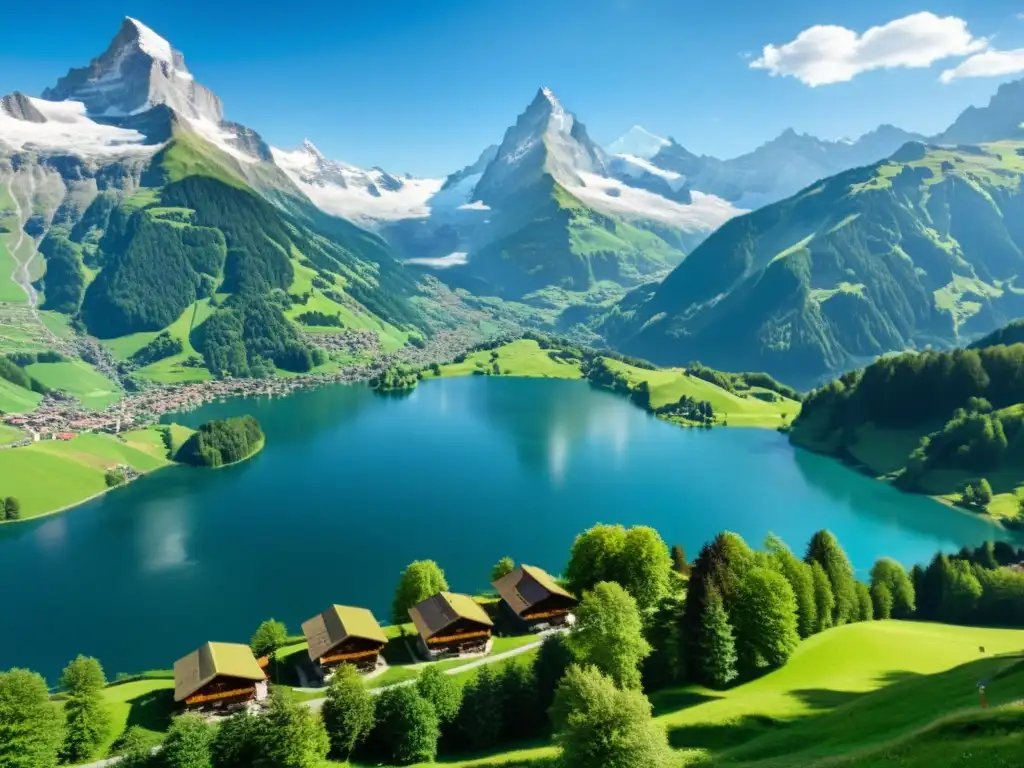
[5,522,1023,768]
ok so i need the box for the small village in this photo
[174,564,577,717]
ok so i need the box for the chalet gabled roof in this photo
[174,642,265,702]
[302,605,387,661]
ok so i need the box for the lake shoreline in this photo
[788,432,1009,531]
[0,459,173,526]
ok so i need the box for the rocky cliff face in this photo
[42,17,222,123]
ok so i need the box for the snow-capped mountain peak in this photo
[606,125,671,160]
[123,17,175,65]
[42,17,221,122]
[300,138,325,159]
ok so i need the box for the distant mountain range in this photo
[604,81,1024,388]
[4,16,1024,389]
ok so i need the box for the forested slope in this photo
[603,141,1024,388]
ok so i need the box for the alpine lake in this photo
[3,377,1020,682]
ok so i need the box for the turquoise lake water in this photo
[2,377,1018,682]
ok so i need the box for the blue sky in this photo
[2,1,1024,176]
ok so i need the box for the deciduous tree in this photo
[210,710,265,768]
[59,655,110,763]
[733,567,799,672]
[415,665,461,726]
[619,526,673,611]
[566,582,651,690]
[871,582,893,619]
[552,665,673,768]
[532,632,574,721]
[249,619,288,659]
[806,530,857,626]
[565,524,627,595]
[670,544,690,576]
[869,558,916,619]
[810,561,835,633]
[490,557,515,583]
[160,713,214,768]
[392,560,448,625]
[371,686,439,765]
[765,534,817,638]
[855,581,874,622]
[321,665,376,759]
[259,690,330,768]
[0,668,63,768]
[457,665,503,750]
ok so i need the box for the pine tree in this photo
[671,544,690,576]
[697,587,738,688]
[765,534,817,638]
[855,582,874,621]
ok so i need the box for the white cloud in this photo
[751,12,987,86]
[940,48,1024,83]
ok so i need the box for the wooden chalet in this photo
[174,642,268,712]
[409,591,494,658]
[302,604,387,674]
[492,565,577,629]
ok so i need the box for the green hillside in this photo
[604,141,1024,389]
[29,128,427,384]
[424,336,800,428]
[790,336,1024,523]
[449,176,685,303]
[392,621,1024,768]
[0,426,189,520]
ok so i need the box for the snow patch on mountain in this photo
[612,154,687,192]
[124,17,174,65]
[606,126,670,160]
[0,97,153,156]
[271,142,446,226]
[565,172,743,233]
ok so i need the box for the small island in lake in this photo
[369,365,420,393]
[176,415,266,468]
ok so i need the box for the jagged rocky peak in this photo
[440,144,499,191]
[0,92,46,123]
[42,16,223,123]
[473,86,608,203]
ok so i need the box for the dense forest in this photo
[176,415,264,468]
[0,357,47,394]
[37,234,86,314]
[130,332,183,366]
[792,341,1024,515]
[196,294,325,377]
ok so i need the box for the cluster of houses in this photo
[173,564,578,712]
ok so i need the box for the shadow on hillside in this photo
[108,688,175,755]
[667,714,783,751]
[650,688,720,717]
[788,687,863,711]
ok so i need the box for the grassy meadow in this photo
[376,621,1024,768]
[24,360,122,411]
[0,425,192,520]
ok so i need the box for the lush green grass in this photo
[0,376,43,413]
[38,311,75,340]
[285,258,409,352]
[24,360,121,410]
[413,621,1024,768]
[0,239,28,304]
[602,359,801,427]
[83,678,175,762]
[0,428,177,519]
[428,340,584,380]
[0,424,26,445]
[105,299,214,383]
